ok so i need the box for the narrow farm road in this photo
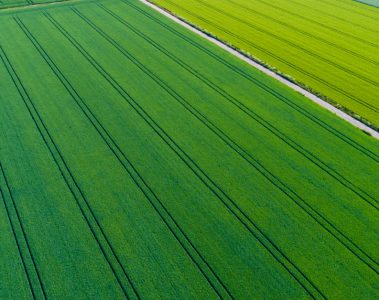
[140,0,379,139]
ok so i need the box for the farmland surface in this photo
[0,0,378,299]
[0,0,66,9]
[151,0,379,129]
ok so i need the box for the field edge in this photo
[145,0,379,136]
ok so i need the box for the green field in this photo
[151,0,379,129]
[0,0,66,9]
[0,0,378,298]
[0,0,26,9]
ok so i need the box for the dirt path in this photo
[140,0,379,139]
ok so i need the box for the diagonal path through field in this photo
[148,0,379,133]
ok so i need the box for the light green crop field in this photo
[0,0,378,298]
[151,0,379,129]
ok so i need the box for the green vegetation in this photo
[0,0,67,10]
[0,0,28,9]
[0,0,378,298]
[151,0,379,129]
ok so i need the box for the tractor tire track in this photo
[0,58,49,300]
[0,165,43,300]
[1,26,137,299]
[97,4,379,211]
[21,12,233,299]
[45,9,331,299]
[73,5,379,273]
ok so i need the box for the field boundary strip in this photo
[152,0,379,121]
[101,2,379,212]
[124,0,379,162]
[139,0,379,139]
[109,0,379,204]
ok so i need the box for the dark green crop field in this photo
[0,0,26,9]
[152,0,379,129]
[0,0,378,299]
